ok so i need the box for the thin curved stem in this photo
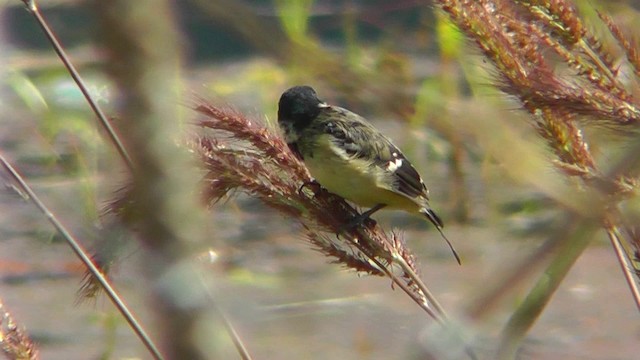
[21,0,134,172]
[496,220,597,360]
[0,153,163,360]
[606,226,640,312]
[197,273,253,360]
[343,230,477,359]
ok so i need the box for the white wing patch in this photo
[386,152,403,172]
[386,157,403,172]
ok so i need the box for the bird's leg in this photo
[360,203,387,221]
[341,203,387,233]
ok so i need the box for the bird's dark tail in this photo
[421,208,461,265]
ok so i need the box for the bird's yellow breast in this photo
[302,134,421,212]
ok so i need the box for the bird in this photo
[277,85,459,264]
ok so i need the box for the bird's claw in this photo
[298,180,322,197]
[336,213,377,239]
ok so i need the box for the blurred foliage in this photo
[275,0,314,44]
[3,0,636,270]
[3,0,640,358]
[5,65,106,220]
[4,0,634,260]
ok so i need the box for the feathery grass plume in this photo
[598,11,640,80]
[189,99,448,320]
[0,300,38,360]
[435,0,640,250]
[436,1,599,189]
[76,224,128,302]
[439,0,640,129]
[191,100,395,271]
[435,0,640,355]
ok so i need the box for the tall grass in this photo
[2,0,640,359]
[435,0,640,357]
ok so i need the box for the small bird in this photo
[277,85,460,264]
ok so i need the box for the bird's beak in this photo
[318,102,329,108]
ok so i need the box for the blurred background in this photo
[1,0,639,359]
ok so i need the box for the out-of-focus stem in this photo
[496,221,598,360]
[93,1,211,358]
[467,215,583,320]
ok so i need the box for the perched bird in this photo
[277,85,459,264]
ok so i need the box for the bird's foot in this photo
[337,203,386,237]
[337,212,379,239]
[298,180,322,197]
[344,213,377,231]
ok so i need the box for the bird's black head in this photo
[278,86,325,132]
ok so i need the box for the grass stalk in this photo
[0,152,163,360]
[606,226,640,312]
[197,273,253,360]
[19,0,134,172]
[496,219,598,359]
[467,214,582,320]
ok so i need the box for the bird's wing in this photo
[318,106,429,201]
[380,145,429,199]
